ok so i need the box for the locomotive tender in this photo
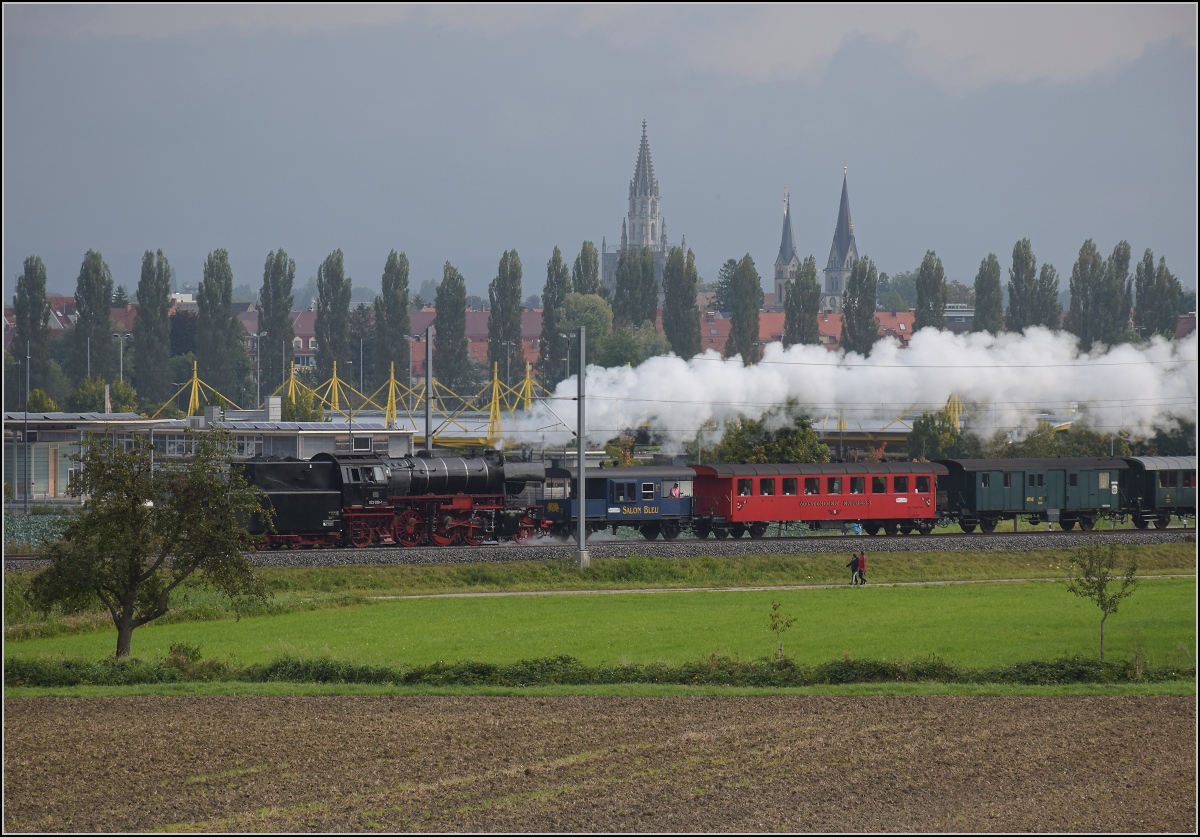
[241,452,1195,548]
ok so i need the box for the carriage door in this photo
[1065,470,1080,510]
[1025,470,1047,512]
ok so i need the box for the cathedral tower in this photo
[602,122,672,297]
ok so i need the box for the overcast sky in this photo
[3,4,1196,304]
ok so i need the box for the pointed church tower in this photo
[773,188,801,309]
[602,121,673,297]
[822,169,858,312]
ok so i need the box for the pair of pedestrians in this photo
[846,551,867,585]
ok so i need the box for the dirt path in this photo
[5,696,1194,832]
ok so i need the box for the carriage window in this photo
[374,466,386,483]
[1185,471,1196,488]
[1037,474,1044,487]
[760,478,775,496]
[916,476,930,493]
[827,477,842,495]
[642,482,655,501]
[894,476,909,493]
[737,479,753,496]
[1068,474,1078,487]
[1028,474,1036,488]
[362,468,376,483]
[348,468,361,483]
[782,478,797,496]
[1003,473,1012,488]
[804,478,820,495]
[1158,472,1176,488]
[850,477,865,494]
[981,474,990,489]
[872,476,888,494]
[1098,472,1110,490]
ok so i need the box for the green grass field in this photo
[6,577,1194,671]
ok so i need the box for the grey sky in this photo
[4,4,1196,303]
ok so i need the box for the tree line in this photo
[776,238,1189,358]
[7,236,1191,413]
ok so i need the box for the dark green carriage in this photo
[1121,456,1197,529]
[937,457,1129,532]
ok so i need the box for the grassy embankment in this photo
[5,544,1194,696]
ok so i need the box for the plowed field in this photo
[4,696,1195,832]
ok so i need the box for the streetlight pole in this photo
[575,326,588,569]
[25,341,31,514]
[502,341,514,386]
[559,332,571,381]
[113,333,129,382]
[359,338,364,393]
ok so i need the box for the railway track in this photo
[5,527,1193,570]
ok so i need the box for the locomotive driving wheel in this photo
[393,510,425,547]
[431,513,458,546]
[461,515,485,547]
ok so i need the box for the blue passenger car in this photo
[541,465,695,539]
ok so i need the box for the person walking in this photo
[858,551,867,585]
[846,553,860,585]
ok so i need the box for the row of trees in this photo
[771,238,1188,360]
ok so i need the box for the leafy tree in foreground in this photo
[769,601,797,661]
[713,400,829,464]
[907,408,963,461]
[1064,545,1138,663]
[30,430,268,658]
[25,388,59,412]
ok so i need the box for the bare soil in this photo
[4,696,1195,832]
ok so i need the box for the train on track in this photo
[239,452,1196,549]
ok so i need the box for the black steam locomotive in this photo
[240,451,548,548]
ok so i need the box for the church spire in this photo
[775,188,798,268]
[828,170,855,270]
[631,120,655,196]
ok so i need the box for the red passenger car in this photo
[690,463,948,538]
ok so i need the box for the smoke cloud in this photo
[506,328,1197,449]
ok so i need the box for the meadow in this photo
[5,576,1194,671]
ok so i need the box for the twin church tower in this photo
[601,122,858,313]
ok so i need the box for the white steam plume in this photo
[506,328,1197,449]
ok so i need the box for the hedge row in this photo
[5,653,1193,688]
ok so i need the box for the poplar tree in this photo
[132,249,172,405]
[1033,264,1063,331]
[1005,238,1038,332]
[783,256,821,348]
[538,246,572,388]
[572,240,601,296]
[487,249,524,385]
[258,250,296,391]
[72,250,116,383]
[314,249,352,381]
[971,253,1004,333]
[724,254,762,365]
[1133,249,1183,339]
[612,247,656,328]
[661,246,701,358]
[196,249,251,404]
[840,255,881,356]
[373,250,411,387]
[13,256,52,392]
[914,250,947,331]
[433,262,474,391]
[1066,239,1121,350]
